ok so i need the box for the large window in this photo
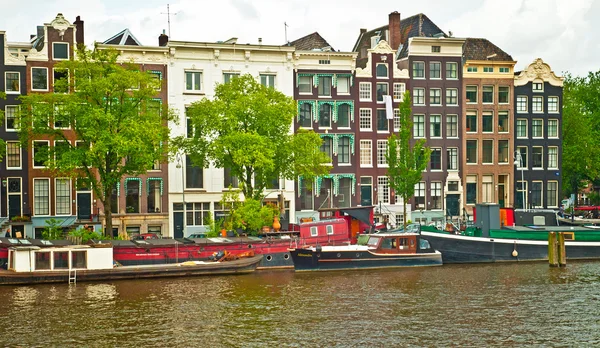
[5,105,18,131]
[532,96,543,113]
[430,115,441,137]
[414,182,425,208]
[318,76,332,96]
[337,104,350,128]
[377,177,389,204]
[516,147,528,168]
[548,147,558,169]
[482,175,493,203]
[376,83,388,102]
[412,61,425,78]
[5,72,20,93]
[185,71,202,92]
[516,96,528,113]
[547,181,558,208]
[466,140,477,164]
[482,140,493,164]
[446,115,458,137]
[446,62,457,79]
[359,109,371,131]
[377,140,387,167]
[126,179,140,214]
[338,137,350,165]
[498,140,509,163]
[466,176,477,204]
[319,104,332,128]
[377,109,388,131]
[429,88,441,105]
[299,103,312,128]
[431,182,442,209]
[32,67,48,91]
[260,74,275,88]
[447,148,458,170]
[148,180,162,213]
[429,62,441,79]
[186,155,203,188]
[393,83,405,101]
[548,97,559,113]
[548,119,559,138]
[482,86,494,103]
[430,148,441,170]
[532,147,543,168]
[413,115,424,138]
[320,137,332,159]
[498,111,509,133]
[53,68,69,94]
[532,119,543,138]
[413,88,425,105]
[298,76,312,94]
[55,178,71,215]
[33,141,49,168]
[359,82,371,100]
[337,76,350,94]
[174,202,211,226]
[34,178,50,216]
[531,181,543,208]
[466,86,477,103]
[376,64,388,78]
[516,119,527,138]
[446,88,458,105]
[360,140,372,167]
[223,72,240,83]
[6,141,21,169]
[498,86,509,104]
[53,42,69,60]
[482,112,493,132]
[466,111,477,132]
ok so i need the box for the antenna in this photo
[284,22,288,44]
[161,4,179,37]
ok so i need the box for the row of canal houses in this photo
[0,11,563,238]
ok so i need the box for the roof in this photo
[289,32,334,51]
[463,38,513,61]
[353,13,446,67]
[103,28,142,46]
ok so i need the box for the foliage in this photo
[237,198,280,235]
[587,192,600,206]
[173,74,330,201]
[68,226,104,243]
[42,218,65,240]
[0,92,5,161]
[385,91,431,228]
[562,72,600,199]
[202,214,221,238]
[17,46,175,236]
[220,189,243,231]
[10,215,31,222]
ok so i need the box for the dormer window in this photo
[431,46,441,53]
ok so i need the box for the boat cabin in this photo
[365,232,434,255]
[7,245,113,273]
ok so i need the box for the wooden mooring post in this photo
[557,232,567,267]
[548,232,567,267]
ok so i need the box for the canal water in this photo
[1,262,600,347]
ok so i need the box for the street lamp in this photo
[514,150,525,211]
[176,152,186,237]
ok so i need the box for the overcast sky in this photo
[1,0,597,77]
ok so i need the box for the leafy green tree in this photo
[562,72,600,201]
[18,46,174,236]
[237,198,279,235]
[42,218,65,240]
[385,91,431,228]
[174,74,330,201]
[0,92,6,161]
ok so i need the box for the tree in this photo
[385,91,431,228]
[174,74,330,201]
[0,92,6,161]
[18,46,174,236]
[562,72,600,201]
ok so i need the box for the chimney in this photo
[74,16,84,46]
[258,37,262,45]
[388,11,401,51]
[159,29,169,46]
[360,28,367,34]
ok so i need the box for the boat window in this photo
[367,236,380,247]
[380,238,394,249]
[54,251,69,269]
[72,251,87,269]
[41,240,53,246]
[310,226,318,237]
[35,252,51,270]
[18,239,32,245]
[419,239,431,250]
[399,238,409,249]
[326,225,334,235]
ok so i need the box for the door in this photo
[498,183,506,208]
[77,192,92,220]
[173,212,184,238]
[8,195,21,219]
[446,194,460,217]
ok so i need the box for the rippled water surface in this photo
[1,262,600,347]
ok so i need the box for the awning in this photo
[339,207,373,226]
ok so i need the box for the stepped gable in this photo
[102,28,142,46]
[289,32,334,51]
[353,13,446,68]
[463,38,513,61]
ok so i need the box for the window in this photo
[337,76,350,94]
[466,86,477,103]
[377,177,389,204]
[548,119,559,138]
[337,104,350,128]
[299,179,314,211]
[223,72,240,83]
[149,71,162,91]
[547,181,558,208]
[430,62,441,79]
[482,112,493,132]
[532,96,543,113]
[431,46,441,53]
[498,86,509,104]
[319,104,332,128]
[466,111,477,132]
[318,76,332,96]
[32,67,48,91]
[413,88,425,105]
[429,88,441,105]
[531,181,542,208]
[413,115,424,138]
[467,66,478,73]
[548,147,558,169]
[498,140,509,163]
[448,181,459,192]
[466,176,477,204]
[175,202,210,226]
[499,67,510,73]
[483,67,494,73]
[532,119,543,138]
[34,178,50,216]
[224,167,239,188]
[447,148,458,170]
[186,155,203,188]
[533,82,543,92]
[53,42,69,60]
[33,141,49,167]
[360,140,372,167]
[516,146,528,168]
[126,179,140,214]
[414,182,425,208]
[498,112,509,133]
[516,119,527,138]
[446,115,458,137]
[53,69,69,94]
[54,140,69,163]
[446,62,457,79]
[359,109,372,131]
[6,141,21,169]
[548,97,559,113]
[377,109,388,132]
[430,148,441,170]
[482,86,494,103]
[393,83,405,101]
[338,137,350,164]
[446,88,458,105]
[393,109,400,131]
[516,181,527,209]
[5,105,18,131]
[376,64,388,78]
[376,83,388,102]
[466,140,477,164]
[55,178,71,215]
[260,74,275,88]
[532,147,543,168]
[320,137,332,159]
[54,103,70,129]
[482,140,493,164]
[298,75,312,94]
[298,103,312,128]
[185,71,202,91]
[482,175,493,203]
[516,96,528,113]
[430,115,441,138]
[359,82,371,100]
[318,59,330,65]
[5,72,20,93]
[431,182,442,209]
[377,140,388,167]
[412,61,425,78]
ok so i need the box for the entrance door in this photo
[173,212,184,238]
[7,178,22,218]
[77,192,92,220]
[498,183,506,208]
[360,177,372,206]
[446,194,460,217]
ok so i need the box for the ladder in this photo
[68,269,77,284]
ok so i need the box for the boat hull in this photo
[421,231,600,263]
[290,247,442,271]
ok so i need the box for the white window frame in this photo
[547,181,559,208]
[33,178,51,216]
[429,88,441,106]
[376,63,388,78]
[532,96,544,113]
[52,42,70,60]
[516,119,528,138]
[430,148,442,171]
[447,147,458,171]
[482,85,494,104]
[446,62,458,79]
[393,108,400,131]
[548,147,558,169]
[259,73,276,88]
[413,114,425,138]
[377,140,388,168]
[184,70,203,93]
[377,176,390,204]
[5,105,18,132]
[6,141,22,170]
[430,115,442,138]
[5,71,20,94]
[548,96,559,113]
[360,140,372,167]
[446,114,458,138]
[393,83,405,102]
[446,88,458,106]
[532,119,543,138]
[413,88,425,106]
[429,61,441,79]
[337,75,350,95]
[33,140,50,168]
[31,67,49,92]
[516,96,528,113]
[548,119,559,138]
[298,75,312,94]
[359,108,372,131]
[55,178,72,216]
[359,82,371,101]
[412,61,425,79]
[532,82,544,92]
[532,146,543,169]
[52,68,70,94]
